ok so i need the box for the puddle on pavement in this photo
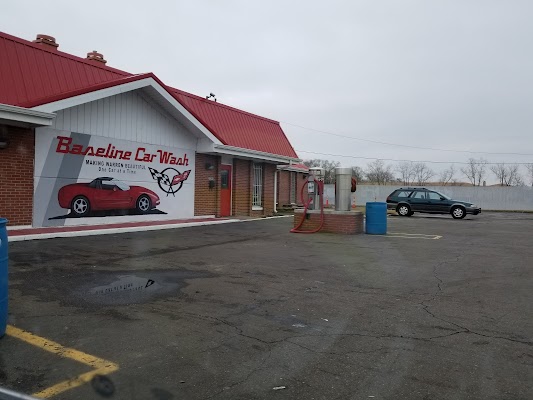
[78,270,213,306]
[87,275,162,305]
[10,267,214,308]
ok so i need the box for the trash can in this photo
[366,202,387,235]
[0,218,8,337]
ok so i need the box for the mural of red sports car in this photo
[58,177,161,217]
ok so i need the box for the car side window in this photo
[412,191,426,199]
[101,181,115,190]
[427,192,442,200]
[396,191,412,198]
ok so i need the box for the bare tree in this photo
[490,163,522,186]
[351,166,365,183]
[490,163,507,186]
[303,159,340,184]
[505,164,522,186]
[365,159,395,185]
[439,165,456,186]
[396,161,415,186]
[412,162,434,185]
[461,158,488,186]
[475,159,488,186]
[526,164,533,186]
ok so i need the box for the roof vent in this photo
[86,50,107,64]
[33,34,59,49]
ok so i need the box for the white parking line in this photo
[385,232,442,240]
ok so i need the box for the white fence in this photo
[323,184,533,211]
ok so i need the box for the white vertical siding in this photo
[50,90,197,150]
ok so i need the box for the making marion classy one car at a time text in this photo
[386,187,481,219]
[58,177,161,217]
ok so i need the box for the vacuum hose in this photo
[290,177,325,234]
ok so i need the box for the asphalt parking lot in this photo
[1,212,533,400]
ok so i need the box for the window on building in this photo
[221,170,229,189]
[252,163,263,208]
[290,172,296,204]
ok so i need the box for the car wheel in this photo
[136,195,152,213]
[451,206,466,219]
[71,196,90,217]
[396,204,411,216]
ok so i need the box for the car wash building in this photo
[0,32,303,228]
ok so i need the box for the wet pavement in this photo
[1,213,533,399]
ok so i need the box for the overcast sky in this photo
[2,0,533,182]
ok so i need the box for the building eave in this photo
[212,144,301,164]
[277,165,309,173]
[0,103,55,127]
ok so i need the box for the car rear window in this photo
[395,190,413,198]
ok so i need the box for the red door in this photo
[220,165,232,217]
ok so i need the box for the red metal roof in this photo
[0,31,298,159]
[169,88,297,158]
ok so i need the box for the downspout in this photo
[274,169,278,213]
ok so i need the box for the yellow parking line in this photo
[386,232,442,240]
[6,325,119,399]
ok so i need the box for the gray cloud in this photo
[3,0,533,181]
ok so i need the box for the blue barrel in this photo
[366,202,387,235]
[0,218,7,337]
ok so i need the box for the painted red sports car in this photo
[58,177,160,217]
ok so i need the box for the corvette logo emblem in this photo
[149,167,191,196]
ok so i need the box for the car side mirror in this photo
[113,186,117,192]
[440,197,445,201]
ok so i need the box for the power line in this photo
[296,149,533,166]
[282,121,533,157]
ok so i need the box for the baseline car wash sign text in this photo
[55,136,189,166]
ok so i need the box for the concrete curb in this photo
[7,215,293,242]
[8,219,240,242]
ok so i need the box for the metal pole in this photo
[273,169,278,213]
[335,167,352,211]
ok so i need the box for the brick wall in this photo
[195,156,279,218]
[233,158,251,216]
[278,170,308,207]
[194,153,220,216]
[293,210,364,234]
[296,172,307,206]
[233,160,277,217]
[277,170,290,206]
[262,163,275,216]
[0,126,34,225]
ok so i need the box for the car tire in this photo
[451,206,466,219]
[71,196,90,217]
[408,211,414,216]
[396,204,411,217]
[136,195,152,213]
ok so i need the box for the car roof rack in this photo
[399,187,428,190]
